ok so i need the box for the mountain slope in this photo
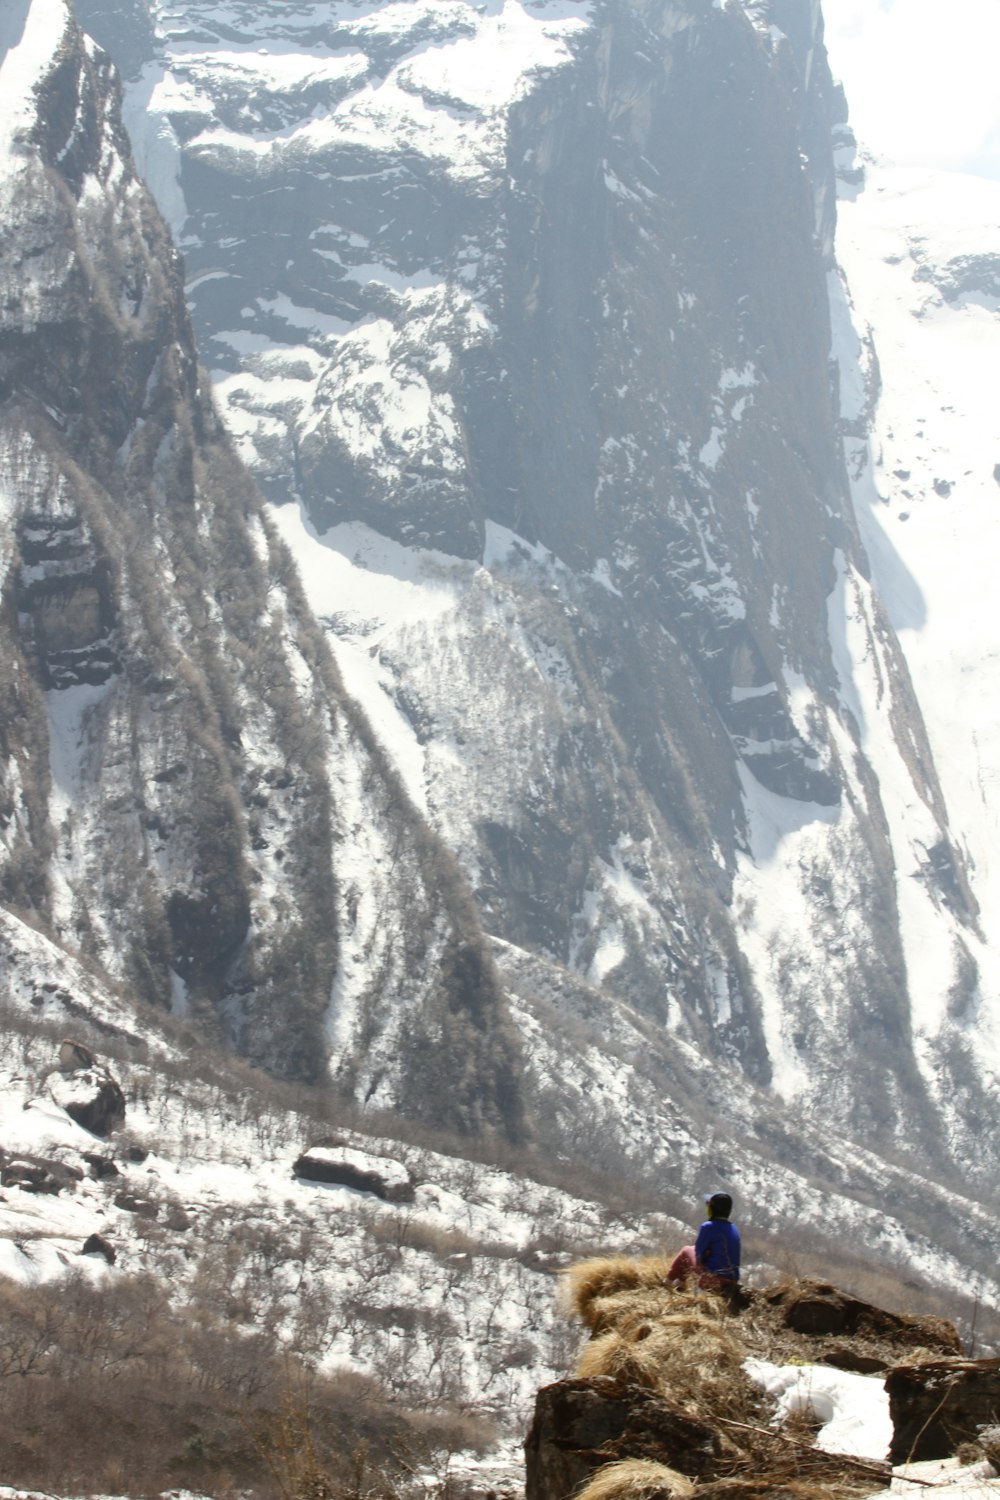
[96,0,992,1174]
[0,0,999,1401]
[0,0,524,1138]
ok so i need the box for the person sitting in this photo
[666,1191,741,1286]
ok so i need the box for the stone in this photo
[81,1232,116,1264]
[58,1038,98,1072]
[114,1191,159,1220]
[82,1152,120,1179]
[48,1066,126,1139]
[0,1150,83,1195]
[886,1359,1000,1463]
[524,1378,721,1500]
[293,1144,415,1203]
[769,1280,961,1355]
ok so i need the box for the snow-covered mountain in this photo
[2,0,1000,1409]
[84,0,995,1166]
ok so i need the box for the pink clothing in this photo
[667,1245,699,1282]
[666,1244,727,1290]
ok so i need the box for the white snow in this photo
[834,158,1000,1076]
[0,0,68,166]
[747,1357,892,1462]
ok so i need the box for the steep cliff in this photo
[0,0,524,1138]
[102,0,991,1175]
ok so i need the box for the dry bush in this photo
[575,1458,694,1500]
[562,1255,679,1330]
[0,1271,463,1499]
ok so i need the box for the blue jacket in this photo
[694,1217,741,1280]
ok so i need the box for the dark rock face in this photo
[524,1378,721,1500]
[81,1231,117,1263]
[0,3,527,1140]
[83,0,989,1181]
[770,1280,962,1355]
[886,1359,1000,1463]
[293,1146,415,1204]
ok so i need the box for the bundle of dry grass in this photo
[576,1306,761,1428]
[574,1459,694,1500]
[692,1480,874,1500]
[562,1256,682,1331]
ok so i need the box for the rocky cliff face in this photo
[88,0,992,1180]
[0,0,523,1138]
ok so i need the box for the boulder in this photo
[82,1152,120,1179]
[524,1378,721,1500]
[114,1191,159,1220]
[48,1066,126,1138]
[81,1232,116,1264]
[768,1280,961,1355]
[0,1149,83,1195]
[58,1038,98,1072]
[885,1358,1000,1463]
[293,1144,415,1203]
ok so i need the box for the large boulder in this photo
[767,1281,961,1356]
[885,1358,1000,1463]
[524,1378,721,1500]
[48,1066,126,1138]
[293,1144,415,1203]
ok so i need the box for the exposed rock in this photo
[817,1344,889,1376]
[81,1232,117,1264]
[113,1191,159,1220]
[524,1377,722,1500]
[48,1066,126,1138]
[886,1358,1000,1463]
[58,1038,99,1072]
[293,1145,415,1203]
[0,1150,83,1195]
[81,1152,120,1179]
[767,1280,962,1355]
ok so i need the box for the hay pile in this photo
[557,1259,894,1500]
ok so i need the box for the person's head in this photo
[705,1191,732,1220]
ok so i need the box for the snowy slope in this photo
[831,150,1000,1122]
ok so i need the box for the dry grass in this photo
[575,1459,694,1500]
[560,1261,900,1500]
[562,1256,681,1331]
[576,1303,761,1428]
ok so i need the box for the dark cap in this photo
[705,1191,733,1218]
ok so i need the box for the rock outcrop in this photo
[886,1359,1000,1464]
[293,1144,415,1203]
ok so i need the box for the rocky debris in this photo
[81,1152,119,1179]
[525,1378,722,1500]
[81,1232,116,1264]
[886,1358,1000,1463]
[0,1149,83,1195]
[293,1144,415,1203]
[47,1064,126,1139]
[535,1259,979,1500]
[764,1280,962,1360]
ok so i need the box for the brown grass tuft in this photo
[562,1256,680,1329]
[574,1459,695,1500]
[575,1307,759,1426]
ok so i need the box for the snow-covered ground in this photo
[833,154,1000,1080]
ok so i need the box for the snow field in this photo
[834,159,1000,1079]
